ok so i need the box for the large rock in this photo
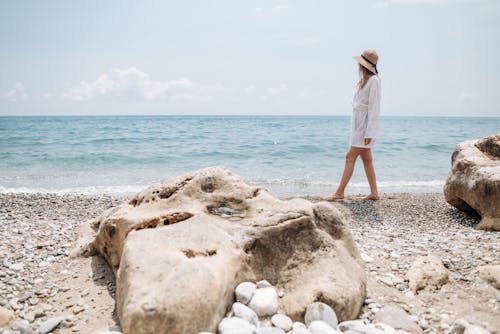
[444,134,500,231]
[89,167,366,334]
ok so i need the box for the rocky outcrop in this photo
[444,134,500,231]
[90,167,366,334]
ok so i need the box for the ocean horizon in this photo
[1,115,499,197]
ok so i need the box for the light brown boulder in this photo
[89,167,366,334]
[444,134,500,231]
[477,264,500,289]
[0,306,15,327]
[407,255,450,293]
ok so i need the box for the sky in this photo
[0,0,499,116]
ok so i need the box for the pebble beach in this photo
[0,192,499,333]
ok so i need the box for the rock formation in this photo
[444,134,500,231]
[89,167,366,334]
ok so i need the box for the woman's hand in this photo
[364,138,372,145]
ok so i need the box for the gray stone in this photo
[308,320,340,334]
[248,287,279,317]
[304,302,338,328]
[338,320,367,332]
[218,317,256,334]
[271,313,293,331]
[407,255,449,293]
[373,304,423,334]
[39,316,65,334]
[232,302,258,326]
[235,282,257,305]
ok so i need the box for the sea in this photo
[1,116,499,197]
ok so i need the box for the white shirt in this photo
[349,75,381,148]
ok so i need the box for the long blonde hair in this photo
[357,63,375,89]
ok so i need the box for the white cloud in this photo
[274,5,289,10]
[244,84,257,94]
[62,68,223,102]
[5,82,27,101]
[264,84,288,99]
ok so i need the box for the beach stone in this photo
[338,320,367,332]
[248,287,279,317]
[232,302,258,326]
[39,316,65,334]
[449,319,469,334]
[256,280,272,288]
[256,328,286,334]
[444,134,500,231]
[477,265,500,289]
[0,306,15,327]
[373,304,423,334]
[235,282,257,304]
[218,317,256,334]
[304,302,338,328]
[308,320,340,334]
[271,313,293,331]
[89,167,366,333]
[292,322,312,334]
[407,255,449,293]
[464,324,491,334]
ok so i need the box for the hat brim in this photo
[353,55,377,74]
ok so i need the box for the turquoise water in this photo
[0,116,498,196]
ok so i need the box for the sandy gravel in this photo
[0,192,499,334]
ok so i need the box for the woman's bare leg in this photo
[360,149,379,199]
[325,147,363,200]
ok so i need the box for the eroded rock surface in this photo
[444,134,500,231]
[89,167,366,334]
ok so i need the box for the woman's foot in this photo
[362,194,379,201]
[324,193,344,201]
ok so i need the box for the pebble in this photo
[248,287,279,317]
[256,328,286,334]
[39,316,65,334]
[232,302,258,326]
[304,302,338,328]
[218,317,256,334]
[271,313,293,331]
[308,320,339,334]
[235,282,257,305]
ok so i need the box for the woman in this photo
[326,49,381,201]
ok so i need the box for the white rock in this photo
[10,263,24,271]
[361,253,374,262]
[256,280,272,288]
[232,302,259,326]
[256,328,286,334]
[271,313,293,331]
[293,322,307,330]
[218,317,256,334]
[248,287,279,317]
[464,325,491,334]
[338,320,367,332]
[304,302,338,328]
[308,320,340,334]
[235,282,257,305]
[39,316,65,334]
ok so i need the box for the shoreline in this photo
[0,192,498,333]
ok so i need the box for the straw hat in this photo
[354,49,378,74]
